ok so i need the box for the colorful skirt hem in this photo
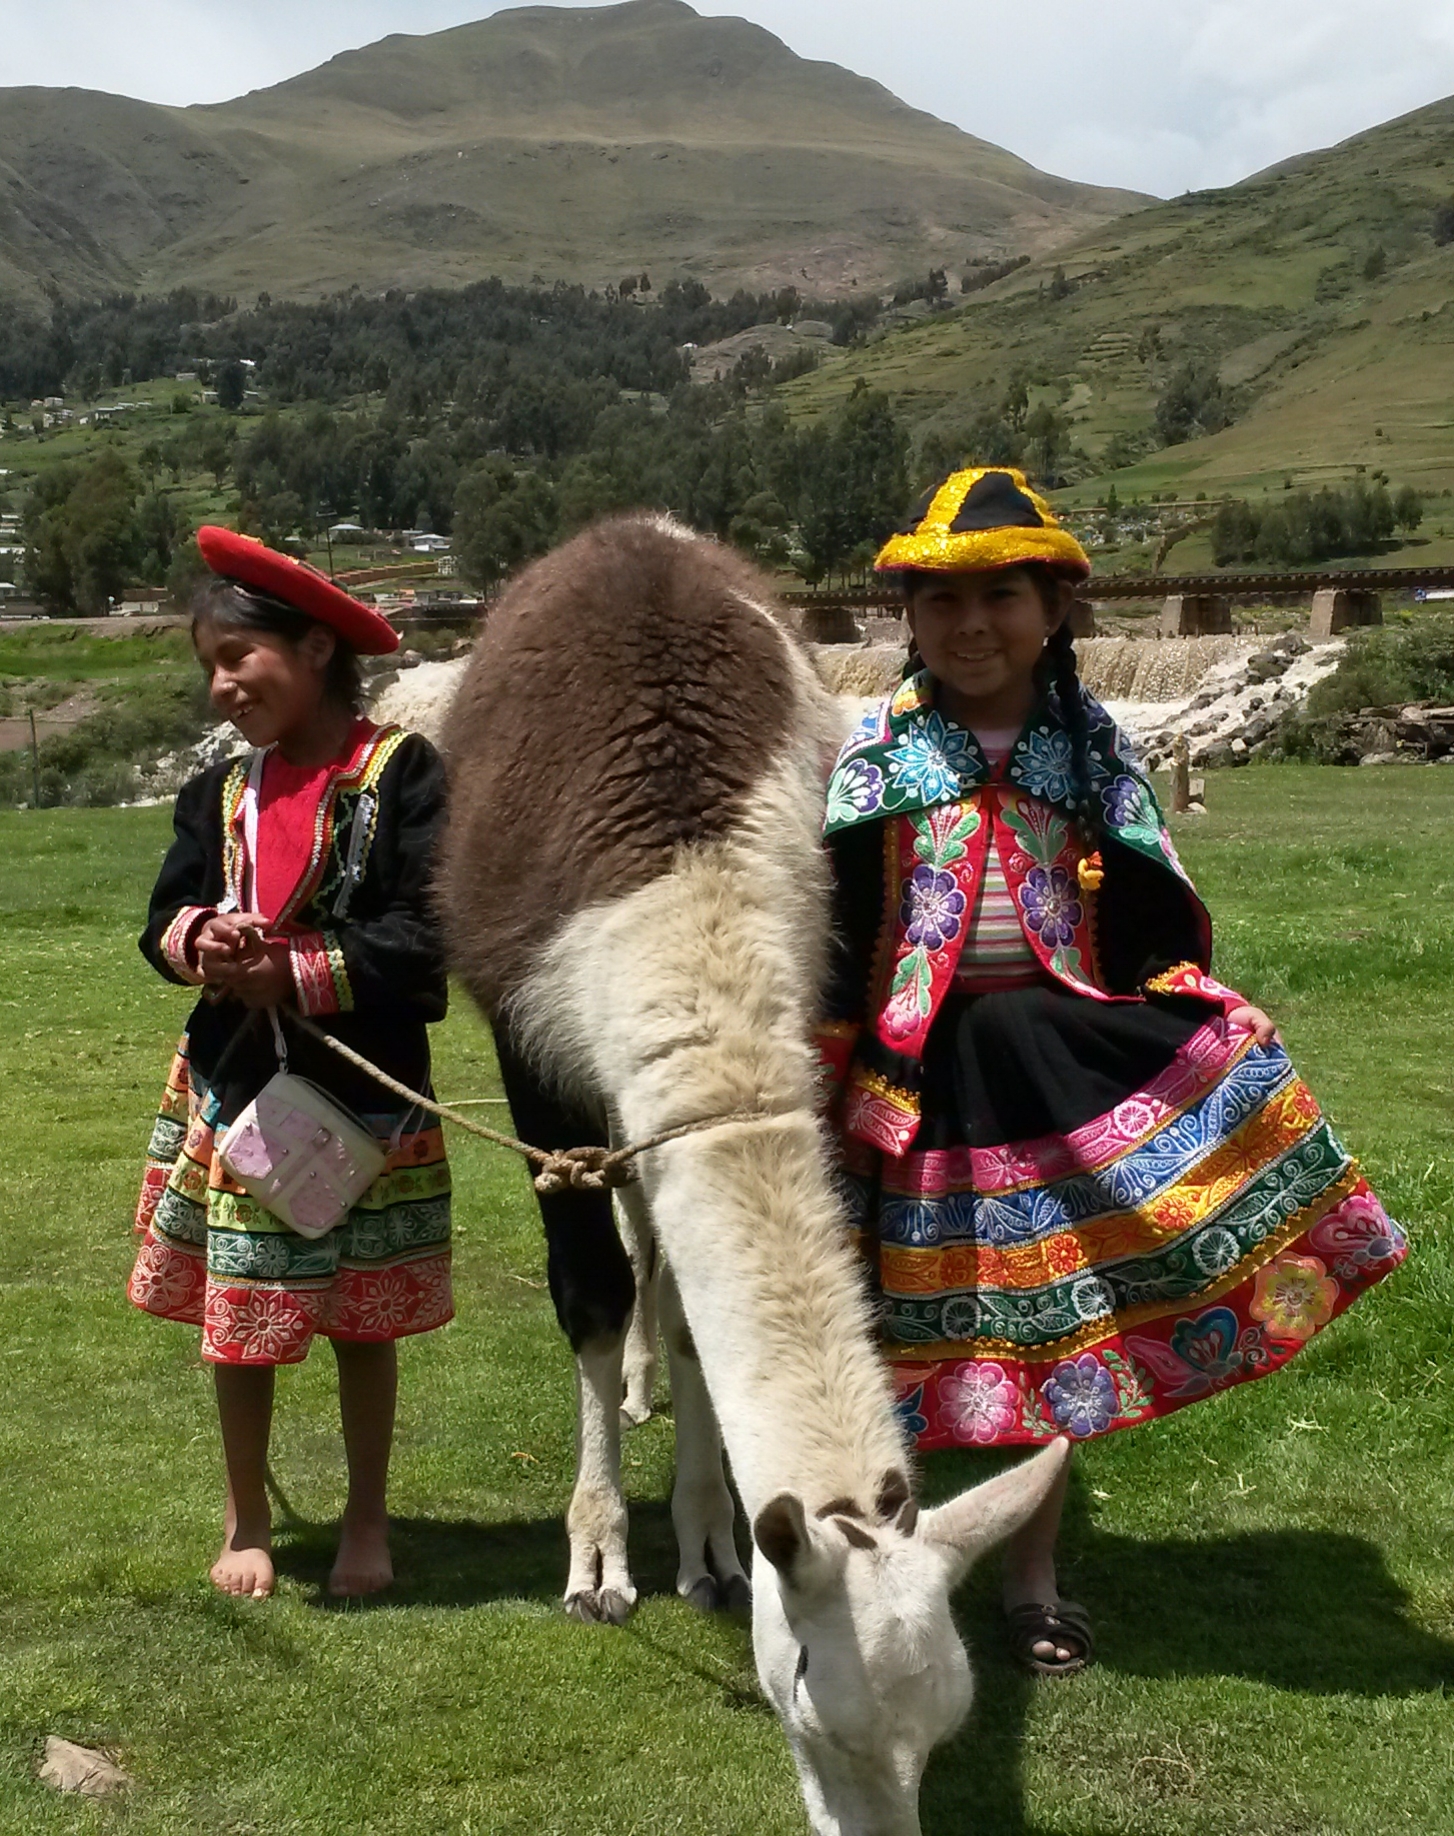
[843,1014,1406,1449]
[129,1041,453,1366]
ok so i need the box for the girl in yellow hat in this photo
[818,467,1405,1673]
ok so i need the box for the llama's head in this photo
[752,1439,1070,1836]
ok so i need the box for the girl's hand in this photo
[194,911,274,973]
[1228,1004,1278,1046]
[196,913,293,1008]
[207,943,294,1010]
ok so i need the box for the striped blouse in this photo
[954,727,1043,993]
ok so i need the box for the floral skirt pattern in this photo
[130,1040,453,1365]
[843,1014,1406,1447]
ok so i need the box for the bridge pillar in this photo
[1309,588,1382,639]
[1158,593,1232,636]
[797,603,861,644]
[1068,598,1096,638]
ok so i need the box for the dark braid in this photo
[1041,620,1100,845]
[898,569,926,678]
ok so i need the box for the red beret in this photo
[195,526,400,655]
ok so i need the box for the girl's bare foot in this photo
[211,1499,275,1599]
[329,1512,392,1597]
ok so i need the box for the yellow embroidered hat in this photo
[874,466,1090,581]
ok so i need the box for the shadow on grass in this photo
[273,1465,1454,1833]
[918,1456,1454,1836]
[270,1498,688,1612]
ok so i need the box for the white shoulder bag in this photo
[215,750,387,1239]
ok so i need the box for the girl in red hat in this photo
[129,529,452,1599]
[818,468,1405,1673]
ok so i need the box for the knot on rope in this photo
[532,1145,637,1195]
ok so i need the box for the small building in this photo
[410,534,451,553]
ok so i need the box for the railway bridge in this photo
[784,565,1454,641]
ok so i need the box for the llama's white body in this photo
[503,672,1066,1835]
[442,515,1067,1834]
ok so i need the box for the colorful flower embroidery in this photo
[1043,1353,1119,1436]
[884,711,977,803]
[1010,728,1075,803]
[128,1240,203,1314]
[893,1381,930,1439]
[206,1289,314,1362]
[1249,1253,1339,1341]
[826,757,885,825]
[1126,1306,1269,1399]
[1308,1191,1405,1279]
[938,1361,1020,1443]
[899,864,967,951]
[1019,865,1083,948]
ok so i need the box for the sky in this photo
[3,0,1454,198]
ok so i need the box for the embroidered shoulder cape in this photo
[140,724,449,1127]
[821,675,1235,1155]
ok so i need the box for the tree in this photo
[1155,360,1231,446]
[21,450,142,614]
[1024,403,1068,486]
[453,460,558,588]
[1104,483,1120,516]
[794,386,907,584]
[1432,199,1454,246]
[1047,265,1074,301]
[1393,485,1423,532]
[215,359,246,412]
[191,421,236,489]
[1363,245,1387,280]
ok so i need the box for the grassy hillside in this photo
[776,91,1454,518]
[0,0,1144,308]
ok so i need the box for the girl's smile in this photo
[193,616,352,765]
[905,564,1070,730]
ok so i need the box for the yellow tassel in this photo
[1078,852,1104,893]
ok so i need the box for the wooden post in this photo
[1171,733,1191,814]
[29,708,41,808]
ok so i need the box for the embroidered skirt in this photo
[129,1039,453,1365]
[841,985,1406,1448]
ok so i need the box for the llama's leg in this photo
[659,1264,750,1615]
[495,1028,638,1625]
[567,1325,635,1623]
[614,1181,659,1427]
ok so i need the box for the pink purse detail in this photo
[219,1071,388,1239]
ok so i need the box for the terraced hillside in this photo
[0,0,1144,307]
[778,92,1454,505]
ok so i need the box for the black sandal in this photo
[1004,1600,1094,1677]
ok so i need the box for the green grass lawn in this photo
[2,767,1452,1834]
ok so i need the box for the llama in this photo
[437,514,1068,1836]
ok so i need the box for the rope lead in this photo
[286,1011,779,1193]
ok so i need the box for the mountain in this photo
[777,90,1454,508]
[0,0,1146,307]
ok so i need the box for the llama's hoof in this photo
[720,1574,752,1617]
[619,1398,653,1428]
[683,1576,720,1614]
[565,1587,635,1626]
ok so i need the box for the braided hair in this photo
[1035,617,1101,847]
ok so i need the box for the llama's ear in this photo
[754,1493,838,1593]
[755,1493,810,1574]
[920,1439,1071,1583]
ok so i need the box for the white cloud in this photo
[1,0,1452,195]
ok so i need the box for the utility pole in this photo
[1171,733,1191,814]
[29,708,40,807]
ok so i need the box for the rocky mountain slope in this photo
[0,0,1145,306]
[779,90,1454,504]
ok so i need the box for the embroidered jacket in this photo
[140,724,448,1125]
[820,673,1243,1155]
